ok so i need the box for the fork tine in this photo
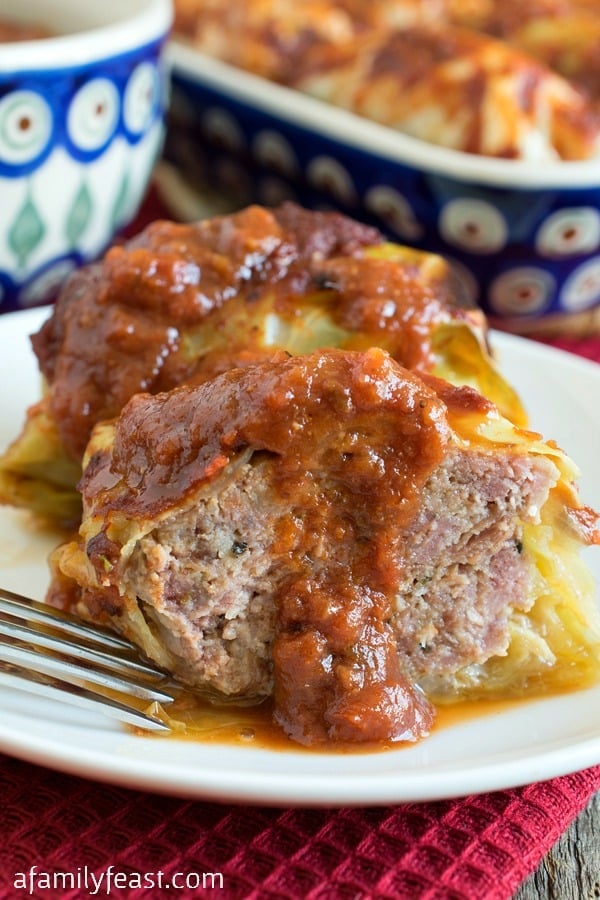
[0,587,134,651]
[0,587,177,732]
[0,618,175,702]
[0,614,169,684]
[0,664,170,732]
[0,632,175,703]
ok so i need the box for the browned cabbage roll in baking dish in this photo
[445,0,600,104]
[291,24,600,160]
[0,203,524,525]
[174,0,369,81]
[173,0,600,160]
[49,348,600,746]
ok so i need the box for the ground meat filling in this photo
[81,349,558,746]
[392,452,556,681]
[120,447,554,743]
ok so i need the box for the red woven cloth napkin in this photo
[1,191,599,900]
[1,753,599,899]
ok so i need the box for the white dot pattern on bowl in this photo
[446,257,480,304]
[67,78,120,153]
[560,256,600,311]
[364,185,424,241]
[306,155,357,205]
[439,198,508,254]
[124,62,160,136]
[489,267,556,317]
[201,107,246,152]
[0,91,52,165]
[535,207,600,258]
[252,130,299,178]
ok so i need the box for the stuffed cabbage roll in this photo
[0,203,524,524]
[50,348,600,746]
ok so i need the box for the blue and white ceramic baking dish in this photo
[166,40,600,332]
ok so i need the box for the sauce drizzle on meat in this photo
[51,343,600,748]
[32,203,473,461]
[83,348,452,744]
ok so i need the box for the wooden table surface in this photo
[513,791,599,898]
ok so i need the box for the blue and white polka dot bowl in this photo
[166,41,600,335]
[0,0,172,314]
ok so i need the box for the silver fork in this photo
[0,587,175,732]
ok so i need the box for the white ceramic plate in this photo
[1,306,599,806]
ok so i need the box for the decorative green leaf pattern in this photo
[111,171,130,230]
[8,194,45,268]
[66,181,93,247]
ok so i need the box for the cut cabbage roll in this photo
[0,203,524,525]
[50,348,600,745]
